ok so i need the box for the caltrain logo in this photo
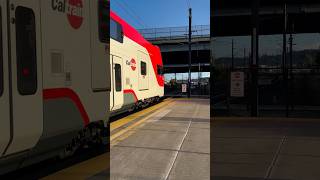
[126,59,136,71]
[52,0,84,29]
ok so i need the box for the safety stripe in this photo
[43,88,90,126]
[123,89,138,102]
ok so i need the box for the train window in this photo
[110,19,123,43]
[98,0,109,43]
[141,61,147,76]
[157,65,164,75]
[115,64,122,92]
[0,7,2,97]
[15,7,37,95]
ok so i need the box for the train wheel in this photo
[58,121,107,159]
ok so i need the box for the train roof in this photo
[110,11,164,87]
[110,11,160,54]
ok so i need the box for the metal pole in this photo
[188,8,192,98]
[244,48,246,67]
[289,22,294,110]
[210,38,214,117]
[251,0,259,117]
[283,3,288,117]
[198,62,201,88]
[231,39,234,70]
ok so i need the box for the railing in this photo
[138,25,210,41]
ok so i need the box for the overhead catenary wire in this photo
[113,0,147,29]
[120,0,148,29]
[113,1,144,28]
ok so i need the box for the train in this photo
[0,0,164,175]
[0,0,110,174]
[110,11,164,116]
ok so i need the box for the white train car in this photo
[0,0,110,174]
[110,11,164,116]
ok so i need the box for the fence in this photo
[213,65,320,118]
[138,25,210,41]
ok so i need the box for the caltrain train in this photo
[110,11,164,116]
[0,0,110,174]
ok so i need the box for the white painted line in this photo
[264,135,287,179]
[163,120,192,180]
[163,104,200,180]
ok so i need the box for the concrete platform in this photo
[110,98,210,180]
[42,98,210,180]
[212,117,320,180]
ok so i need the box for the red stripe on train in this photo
[43,88,90,126]
[123,89,138,102]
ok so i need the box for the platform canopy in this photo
[212,0,320,36]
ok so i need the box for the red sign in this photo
[67,0,84,29]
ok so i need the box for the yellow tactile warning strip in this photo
[41,98,176,180]
[110,99,175,142]
[41,153,109,180]
[110,101,174,147]
[110,100,176,147]
[110,98,173,131]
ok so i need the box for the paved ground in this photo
[8,97,320,180]
[110,98,210,180]
[212,117,320,180]
[41,98,210,180]
[213,103,320,118]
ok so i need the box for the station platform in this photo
[212,117,320,180]
[42,98,210,180]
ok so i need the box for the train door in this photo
[3,0,43,155]
[110,54,113,110]
[0,0,10,156]
[138,51,149,90]
[111,55,123,111]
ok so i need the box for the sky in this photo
[111,0,210,29]
[111,0,210,81]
